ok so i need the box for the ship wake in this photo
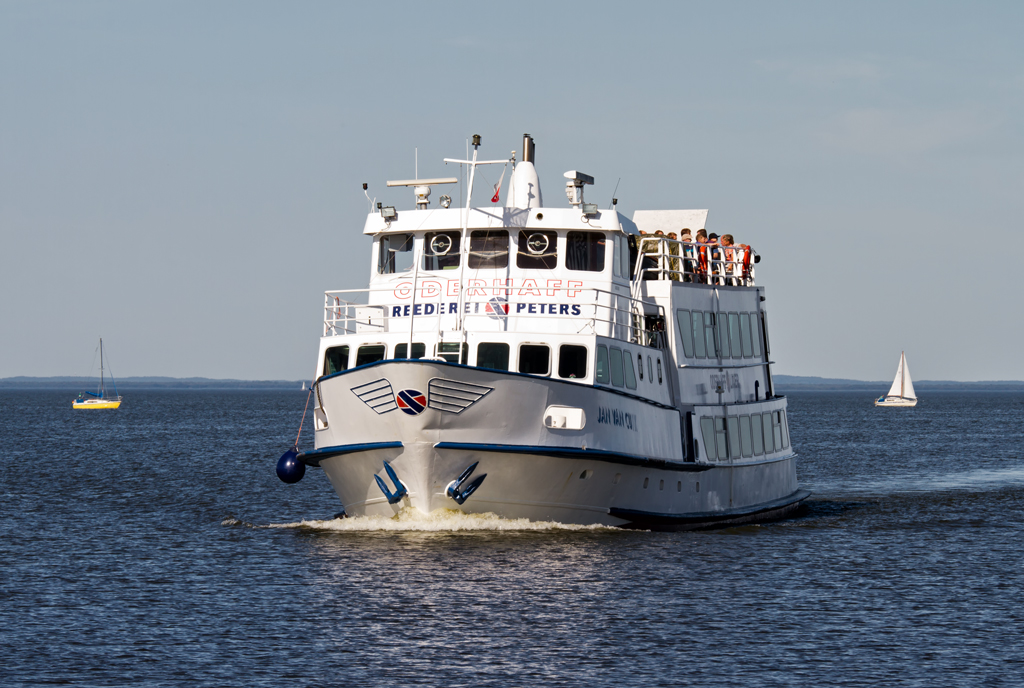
[225,507,617,532]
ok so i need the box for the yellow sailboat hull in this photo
[72,399,122,409]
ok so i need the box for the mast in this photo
[99,338,105,398]
[900,350,905,399]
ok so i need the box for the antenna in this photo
[415,147,418,180]
[363,182,374,212]
[609,178,621,209]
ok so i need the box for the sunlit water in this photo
[2,390,1022,686]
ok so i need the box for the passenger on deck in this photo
[694,229,709,282]
[721,234,737,285]
[639,230,659,279]
[707,233,721,284]
[667,232,682,281]
[680,229,694,282]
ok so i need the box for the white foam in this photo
[261,506,616,532]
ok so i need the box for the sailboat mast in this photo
[99,338,105,397]
[897,350,905,397]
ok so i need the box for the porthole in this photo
[613,473,621,484]
[659,479,664,491]
[677,481,682,492]
[643,477,649,489]
[696,481,700,493]
[579,469,593,480]
[657,358,663,384]
[637,354,644,381]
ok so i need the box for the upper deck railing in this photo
[638,237,758,286]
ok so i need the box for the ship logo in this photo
[485,297,509,320]
[427,378,493,414]
[396,389,427,416]
[350,378,398,414]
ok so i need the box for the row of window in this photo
[322,341,665,389]
[677,309,764,361]
[700,410,789,461]
[379,230,612,274]
[595,344,663,388]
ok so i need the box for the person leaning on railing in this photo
[679,229,695,282]
[639,230,659,279]
[667,232,682,280]
[694,229,710,282]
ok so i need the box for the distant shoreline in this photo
[0,376,306,390]
[2,374,1022,392]
[772,375,1024,391]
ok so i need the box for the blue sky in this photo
[2,1,1022,380]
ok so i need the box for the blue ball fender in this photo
[276,449,305,484]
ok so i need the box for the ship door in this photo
[644,315,666,348]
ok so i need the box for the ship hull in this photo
[306,360,805,529]
[874,396,918,407]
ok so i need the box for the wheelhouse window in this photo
[691,311,706,358]
[700,417,718,460]
[727,417,741,459]
[740,312,753,358]
[596,345,610,383]
[394,342,425,359]
[623,349,637,389]
[751,413,764,455]
[704,312,716,358]
[518,344,550,376]
[762,412,775,453]
[729,313,742,360]
[378,234,414,274]
[751,312,763,357]
[476,342,509,371]
[609,347,624,387]
[437,343,468,364]
[566,231,606,272]
[469,230,509,269]
[355,344,386,367]
[558,344,587,379]
[716,313,731,358]
[739,415,754,457]
[423,231,460,271]
[517,230,558,270]
[637,354,644,381]
[676,309,695,358]
[323,345,349,375]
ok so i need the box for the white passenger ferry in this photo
[288,134,808,529]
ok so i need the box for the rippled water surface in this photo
[2,390,1022,686]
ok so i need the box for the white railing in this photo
[323,286,666,348]
[638,237,758,286]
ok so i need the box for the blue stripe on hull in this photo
[298,441,403,467]
[434,441,713,472]
[609,488,812,530]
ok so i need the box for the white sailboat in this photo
[875,351,917,407]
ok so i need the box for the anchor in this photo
[374,460,408,505]
[445,462,487,505]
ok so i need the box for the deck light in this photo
[381,206,397,220]
[582,203,599,216]
[440,194,452,208]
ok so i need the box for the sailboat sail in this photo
[901,355,916,399]
[885,352,916,399]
